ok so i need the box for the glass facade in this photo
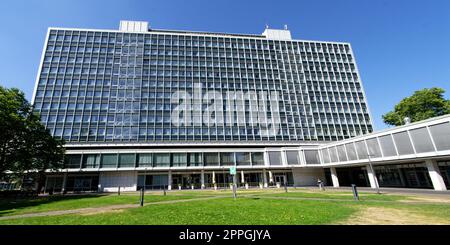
[33,27,372,144]
[319,120,450,165]
[65,151,266,169]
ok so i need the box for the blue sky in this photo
[0,0,449,130]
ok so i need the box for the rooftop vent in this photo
[119,20,149,32]
[262,26,292,40]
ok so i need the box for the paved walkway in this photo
[0,195,228,221]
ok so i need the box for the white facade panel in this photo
[99,171,138,192]
[119,20,149,32]
[292,168,325,186]
[262,28,292,40]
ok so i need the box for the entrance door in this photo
[182,175,192,189]
[274,175,285,186]
[404,170,420,187]
[45,176,63,193]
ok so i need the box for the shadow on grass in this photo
[0,194,103,216]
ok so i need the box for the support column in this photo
[201,170,205,189]
[98,173,102,192]
[43,176,48,194]
[61,173,68,193]
[212,171,217,190]
[426,159,447,191]
[167,171,172,191]
[268,170,274,184]
[263,169,268,188]
[366,165,379,189]
[330,167,340,188]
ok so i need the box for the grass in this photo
[0,192,197,217]
[0,188,449,225]
[0,196,357,225]
[263,190,408,201]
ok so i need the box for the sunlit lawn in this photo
[0,188,448,225]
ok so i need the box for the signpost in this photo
[140,188,144,206]
[351,184,359,201]
[230,167,237,199]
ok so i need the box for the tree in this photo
[0,86,29,179]
[0,86,65,192]
[382,87,450,126]
[21,112,65,193]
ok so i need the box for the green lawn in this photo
[0,193,197,217]
[263,190,408,201]
[0,189,449,225]
[0,196,357,225]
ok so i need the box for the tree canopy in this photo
[382,87,450,126]
[0,86,65,190]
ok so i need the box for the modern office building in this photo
[32,20,450,193]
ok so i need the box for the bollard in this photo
[163,185,166,196]
[118,186,121,196]
[232,174,237,199]
[351,184,359,201]
[320,183,325,191]
[140,188,144,206]
[283,175,288,193]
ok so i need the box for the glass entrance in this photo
[45,176,63,193]
[172,174,201,189]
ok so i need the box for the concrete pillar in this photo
[263,169,268,188]
[426,159,447,191]
[201,170,205,189]
[61,173,68,193]
[43,176,48,194]
[269,170,274,184]
[98,173,103,192]
[167,171,172,191]
[366,165,379,189]
[330,167,340,188]
[212,171,217,190]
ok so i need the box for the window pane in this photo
[153,153,170,167]
[429,123,450,151]
[82,154,99,168]
[251,152,264,165]
[172,153,187,167]
[268,151,282,165]
[410,127,435,153]
[236,152,251,166]
[189,153,203,167]
[329,147,338,163]
[337,145,347,162]
[220,152,235,166]
[379,135,397,157]
[137,153,152,167]
[204,153,219,166]
[286,151,300,165]
[119,153,135,168]
[321,149,330,163]
[304,150,320,164]
[366,138,382,158]
[101,154,118,168]
[355,141,368,159]
[65,155,81,168]
[345,143,357,161]
[393,132,414,155]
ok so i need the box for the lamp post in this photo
[367,154,380,194]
